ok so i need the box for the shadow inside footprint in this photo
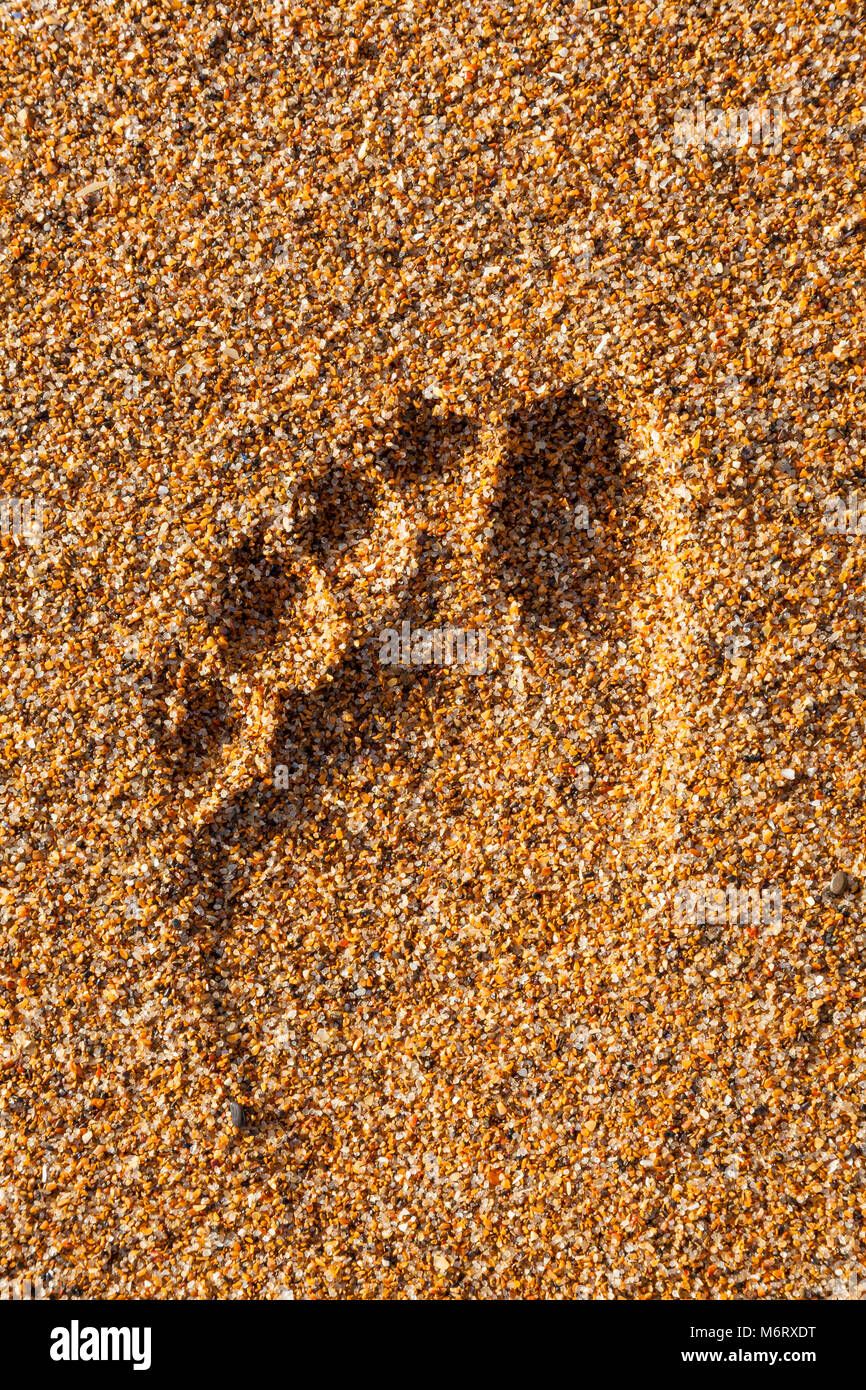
[141,643,237,781]
[164,673,239,779]
[492,388,638,639]
[204,524,302,670]
[381,399,480,491]
[292,465,377,565]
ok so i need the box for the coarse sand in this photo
[0,1,864,1299]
